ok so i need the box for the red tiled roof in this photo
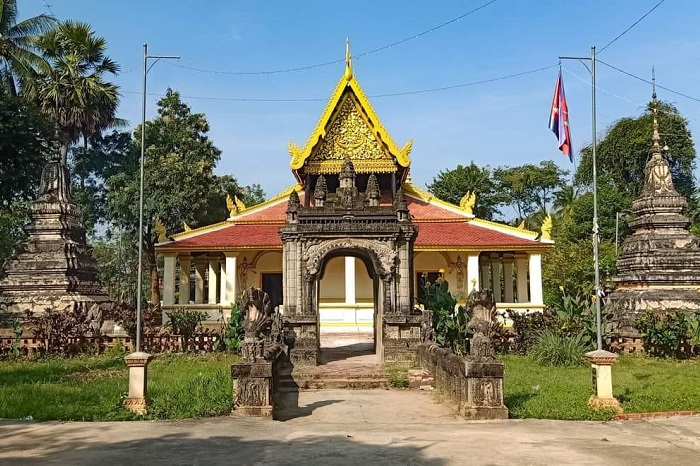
[414,222,540,247]
[159,189,544,250]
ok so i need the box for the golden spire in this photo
[540,214,553,241]
[459,191,477,216]
[344,37,353,81]
[651,66,662,159]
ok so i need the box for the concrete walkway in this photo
[1,390,699,465]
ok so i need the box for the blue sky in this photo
[24,0,700,201]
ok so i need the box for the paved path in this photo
[1,390,699,465]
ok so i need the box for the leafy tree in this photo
[69,130,135,234]
[107,89,223,306]
[541,239,617,306]
[241,183,267,207]
[0,202,27,273]
[92,231,139,302]
[0,0,56,94]
[0,85,54,206]
[195,174,244,227]
[493,161,568,222]
[575,101,696,200]
[426,162,500,219]
[556,176,632,244]
[22,21,120,165]
[552,185,579,224]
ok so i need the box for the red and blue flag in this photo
[548,70,573,162]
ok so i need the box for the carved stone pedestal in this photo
[123,352,152,414]
[585,349,623,413]
[231,362,275,417]
[285,317,318,366]
[463,360,509,419]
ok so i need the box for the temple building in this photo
[155,45,553,345]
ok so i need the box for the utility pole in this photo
[560,46,602,351]
[136,44,179,352]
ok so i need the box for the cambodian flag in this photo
[548,70,573,162]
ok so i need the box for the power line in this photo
[599,0,666,54]
[598,60,700,103]
[167,0,498,76]
[562,66,641,106]
[121,62,555,102]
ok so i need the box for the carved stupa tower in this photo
[0,142,109,315]
[607,82,700,336]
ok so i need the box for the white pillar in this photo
[466,253,480,292]
[162,254,176,306]
[528,253,543,306]
[208,259,219,304]
[222,252,238,306]
[194,260,206,304]
[219,259,227,305]
[480,257,490,293]
[516,256,529,303]
[503,256,514,303]
[345,256,356,305]
[490,255,502,302]
[178,256,191,305]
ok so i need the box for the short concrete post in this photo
[123,352,152,414]
[584,349,622,413]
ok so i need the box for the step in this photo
[278,377,390,390]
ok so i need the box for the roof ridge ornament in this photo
[651,66,662,159]
[345,37,353,81]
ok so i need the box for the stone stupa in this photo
[0,142,109,316]
[606,84,700,337]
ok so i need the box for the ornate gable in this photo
[289,42,412,180]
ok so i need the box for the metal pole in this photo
[591,45,603,351]
[136,43,147,353]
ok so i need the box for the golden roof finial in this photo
[155,217,168,243]
[182,222,192,232]
[344,37,353,81]
[651,66,662,159]
[459,191,477,216]
[540,214,553,241]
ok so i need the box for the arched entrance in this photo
[316,251,379,363]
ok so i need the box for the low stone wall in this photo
[418,343,508,420]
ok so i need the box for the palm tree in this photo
[0,0,57,94]
[552,185,579,223]
[22,21,120,165]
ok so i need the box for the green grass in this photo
[501,354,700,420]
[0,352,239,421]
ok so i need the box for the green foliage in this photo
[530,329,587,366]
[542,239,617,306]
[551,289,599,349]
[241,183,267,207]
[505,309,556,354]
[214,302,244,352]
[576,101,696,200]
[0,202,28,272]
[22,20,120,162]
[0,86,54,206]
[636,309,700,359]
[386,365,410,389]
[0,0,57,94]
[165,309,208,351]
[23,307,91,353]
[0,353,239,421]
[426,162,501,219]
[419,280,471,355]
[493,161,568,221]
[10,317,23,358]
[92,232,139,303]
[103,302,160,340]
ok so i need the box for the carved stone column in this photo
[123,352,152,414]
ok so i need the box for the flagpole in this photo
[559,46,603,351]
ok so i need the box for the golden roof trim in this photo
[289,71,411,171]
[402,182,474,218]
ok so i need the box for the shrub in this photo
[103,302,161,338]
[24,307,91,354]
[530,329,588,366]
[419,280,471,355]
[165,309,208,351]
[214,302,244,352]
[506,309,557,354]
[636,309,700,358]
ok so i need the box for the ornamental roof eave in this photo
[288,73,412,179]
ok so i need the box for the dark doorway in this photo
[262,272,283,310]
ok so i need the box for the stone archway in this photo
[279,158,419,366]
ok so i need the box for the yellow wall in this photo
[355,258,373,302]
[414,251,465,299]
[320,256,345,300]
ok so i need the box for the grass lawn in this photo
[0,352,239,421]
[502,354,700,420]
